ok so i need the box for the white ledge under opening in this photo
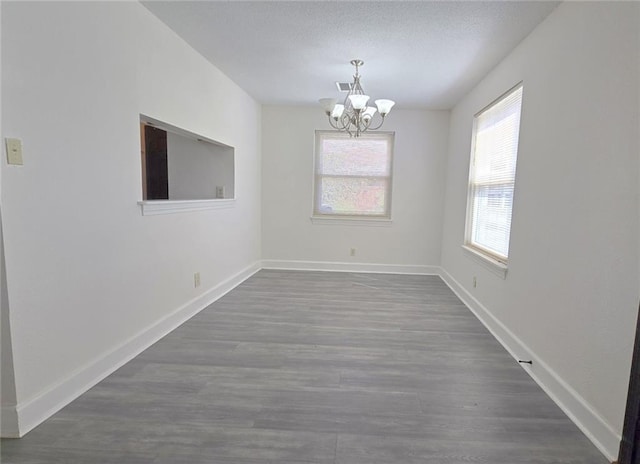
[138,199,235,216]
[310,216,393,227]
[461,245,508,279]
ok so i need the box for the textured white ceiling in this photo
[142,1,559,109]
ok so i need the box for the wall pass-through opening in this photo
[140,116,235,201]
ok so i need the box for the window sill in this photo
[138,199,235,216]
[310,216,393,227]
[461,245,508,279]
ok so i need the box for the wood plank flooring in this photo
[1,270,607,463]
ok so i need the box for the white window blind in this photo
[314,131,394,218]
[466,84,523,262]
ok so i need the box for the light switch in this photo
[5,138,23,165]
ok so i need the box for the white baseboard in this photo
[439,269,620,462]
[1,405,19,438]
[262,259,441,275]
[8,261,261,438]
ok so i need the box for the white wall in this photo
[262,107,449,271]
[440,2,639,459]
[1,1,261,435]
[0,0,17,427]
[1,214,18,428]
[167,132,235,200]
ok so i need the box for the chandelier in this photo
[319,59,395,137]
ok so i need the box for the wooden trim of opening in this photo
[140,122,147,200]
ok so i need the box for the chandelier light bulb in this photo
[375,99,395,116]
[348,94,370,110]
[362,106,377,122]
[331,103,345,119]
[319,98,337,114]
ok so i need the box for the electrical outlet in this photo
[350,248,356,257]
[473,276,477,288]
[194,272,201,288]
[215,186,225,199]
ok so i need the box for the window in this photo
[313,131,394,219]
[465,83,523,265]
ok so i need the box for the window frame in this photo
[464,83,523,271]
[312,130,395,221]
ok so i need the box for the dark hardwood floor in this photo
[1,270,607,463]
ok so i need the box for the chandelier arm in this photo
[327,113,351,131]
[340,112,353,131]
[353,113,363,138]
[366,115,387,131]
[360,116,373,132]
[343,113,356,137]
[326,116,341,130]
